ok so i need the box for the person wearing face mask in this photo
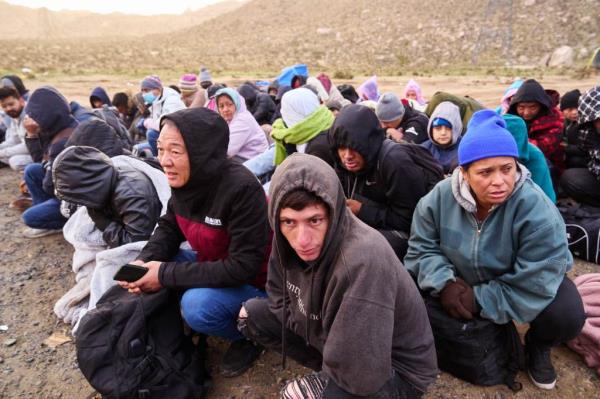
[405,110,585,391]
[214,88,268,162]
[117,108,271,378]
[139,75,185,156]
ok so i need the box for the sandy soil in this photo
[1,74,599,398]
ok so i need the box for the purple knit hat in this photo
[141,75,162,90]
[179,73,198,93]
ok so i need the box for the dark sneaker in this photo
[220,339,263,377]
[526,332,556,390]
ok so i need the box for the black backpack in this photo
[425,296,524,391]
[379,139,444,192]
[76,286,208,399]
[558,200,600,264]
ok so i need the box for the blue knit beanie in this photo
[458,109,519,166]
[432,117,452,128]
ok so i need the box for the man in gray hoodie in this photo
[239,153,438,398]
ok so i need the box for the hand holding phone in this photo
[113,264,148,282]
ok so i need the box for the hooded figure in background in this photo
[20,86,78,236]
[239,153,438,398]
[503,114,556,202]
[89,87,111,109]
[238,83,276,125]
[507,79,565,175]
[357,75,380,102]
[1,75,29,99]
[53,146,161,248]
[271,88,335,166]
[214,88,269,161]
[329,104,433,259]
[421,101,462,174]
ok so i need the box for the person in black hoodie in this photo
[376,92,429,144]
[237,83,276,125]
[507,79,565,175]
[239,153,438,399]
[117,108,271,378]
[52,146,161,248]
[89,87,112,109]
[20,86,78,237]
[328,104,435,259]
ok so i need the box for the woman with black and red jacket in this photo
[119,107,271,378]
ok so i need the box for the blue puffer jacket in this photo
[405,165,571,324]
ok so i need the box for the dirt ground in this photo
[1,74,599,398]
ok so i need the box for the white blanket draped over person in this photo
[54,155,171,328]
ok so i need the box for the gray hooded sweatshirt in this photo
[267,153,438,395]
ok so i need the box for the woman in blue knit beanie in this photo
[405,109,585,391]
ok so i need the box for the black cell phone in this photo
[113,264,148,282]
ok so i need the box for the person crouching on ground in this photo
[239,153,438,398]
[405,110,585,390]
[117,108,271,378]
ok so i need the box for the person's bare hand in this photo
[386,127,404,142]
[117,260,163,294]
[346,199,362,215]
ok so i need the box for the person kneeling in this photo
[405,110,586,390]
[239,153,438,399]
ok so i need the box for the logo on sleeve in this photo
[204,216,222,226]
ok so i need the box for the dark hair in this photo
[279,188,327,211]
[0,86,20,101]
[169,85,181,94]
[112,92,129,108]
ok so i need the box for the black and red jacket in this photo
[508,79,565,174]
[137,108,270,289]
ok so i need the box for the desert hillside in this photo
[0,0,246,39]
[0,0,597,75]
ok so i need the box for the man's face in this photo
[91,98,104,109]
[562,107,578,123]
[279,203,329,262]
[516,102,542,121]
[157,123,190,188]
[1,95,25,119]
[461,157,517,211]
[337,147,366,173]
[380,118,402,129]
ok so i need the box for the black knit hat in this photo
[560,89,581,111]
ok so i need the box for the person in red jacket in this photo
[507,79,565,176]
[118,107,271,378]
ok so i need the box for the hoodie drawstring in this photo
[275,239,288,370]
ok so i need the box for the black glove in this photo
[440,278,473,320]
[87,208,112,231]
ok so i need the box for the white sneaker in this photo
[23,227,63,238]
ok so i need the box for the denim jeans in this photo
[22,163,66,229]
[176,249,267,341]
[146,129,160,156]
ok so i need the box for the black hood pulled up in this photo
[66,118,125,158]
[53,146,116,208]
[160,107,229,196]
[25,86,77,142]
[508,79,552,116]
[329,104,385,170]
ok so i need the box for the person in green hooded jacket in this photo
[405,110,585,391]
[502,114,556,202]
